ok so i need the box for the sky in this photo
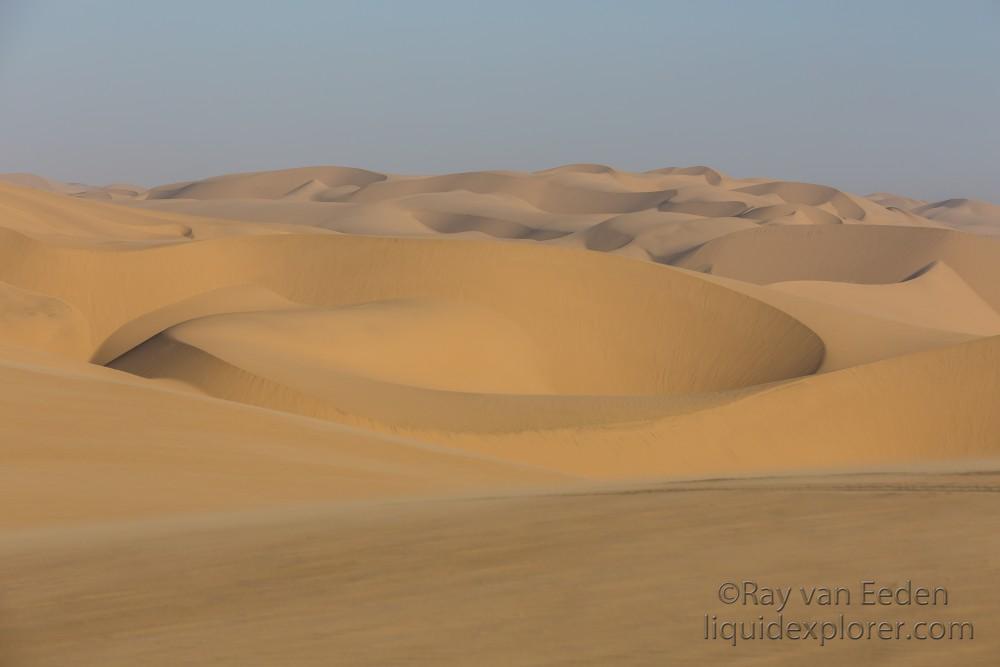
[0,0,997,201]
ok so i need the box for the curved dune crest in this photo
[435,334,1000,478]
[280,178,333,200]
[771,261,1000,336]
[734,181,868,219]
[109,336,760,433]
[145,166,387,200]
[645,165,725,185]
[93,285,302,365]
[673,267,982,372]
[670,223,1000,309]
[658,199,749,218]
[912,198,1000,235]
[867,193,1000,236]
[122,299,557,394]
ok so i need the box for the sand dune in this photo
[677,268,983,371]
[0,172,145,200]
[118,299,557,394]
[2,175,997,445]
[115,167,953,286]
[0,172,79,193]
[144,166,386,200]
[2,177,998,459]
[433,333,1000,477]
[771,261,1000,336]
[91,285,301,365]
[867,192,1000,235]
[670,223,1000,308]
[0,181,325,246]
[736,181,863,217]
[3,172,998,471]
[866,191,929,210]
[912,198,1000,235]
[2,168,999,664]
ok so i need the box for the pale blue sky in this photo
[1,0,997,200]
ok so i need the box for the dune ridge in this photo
[109,165,956,252]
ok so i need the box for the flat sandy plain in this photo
[1,166,999,665]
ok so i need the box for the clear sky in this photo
[1,0,997,201]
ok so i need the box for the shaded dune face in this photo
[770,261,1000,337]
[408,210,570,240]
[117,164,963,262]
[113,299,560,396]
[344,173,678,214]
[144,166,387,201]
[672,224,1000,310]
[734,181,867,219]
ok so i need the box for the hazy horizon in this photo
[1,0,997,202]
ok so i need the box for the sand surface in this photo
[3,473,999,666]
[1,167,999,664]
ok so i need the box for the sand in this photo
[4,473,1000,667]
[1,168,999,665]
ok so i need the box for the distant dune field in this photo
[1,167,999,665]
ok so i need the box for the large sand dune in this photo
[2,168,999,664]
[3,165,998,496]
